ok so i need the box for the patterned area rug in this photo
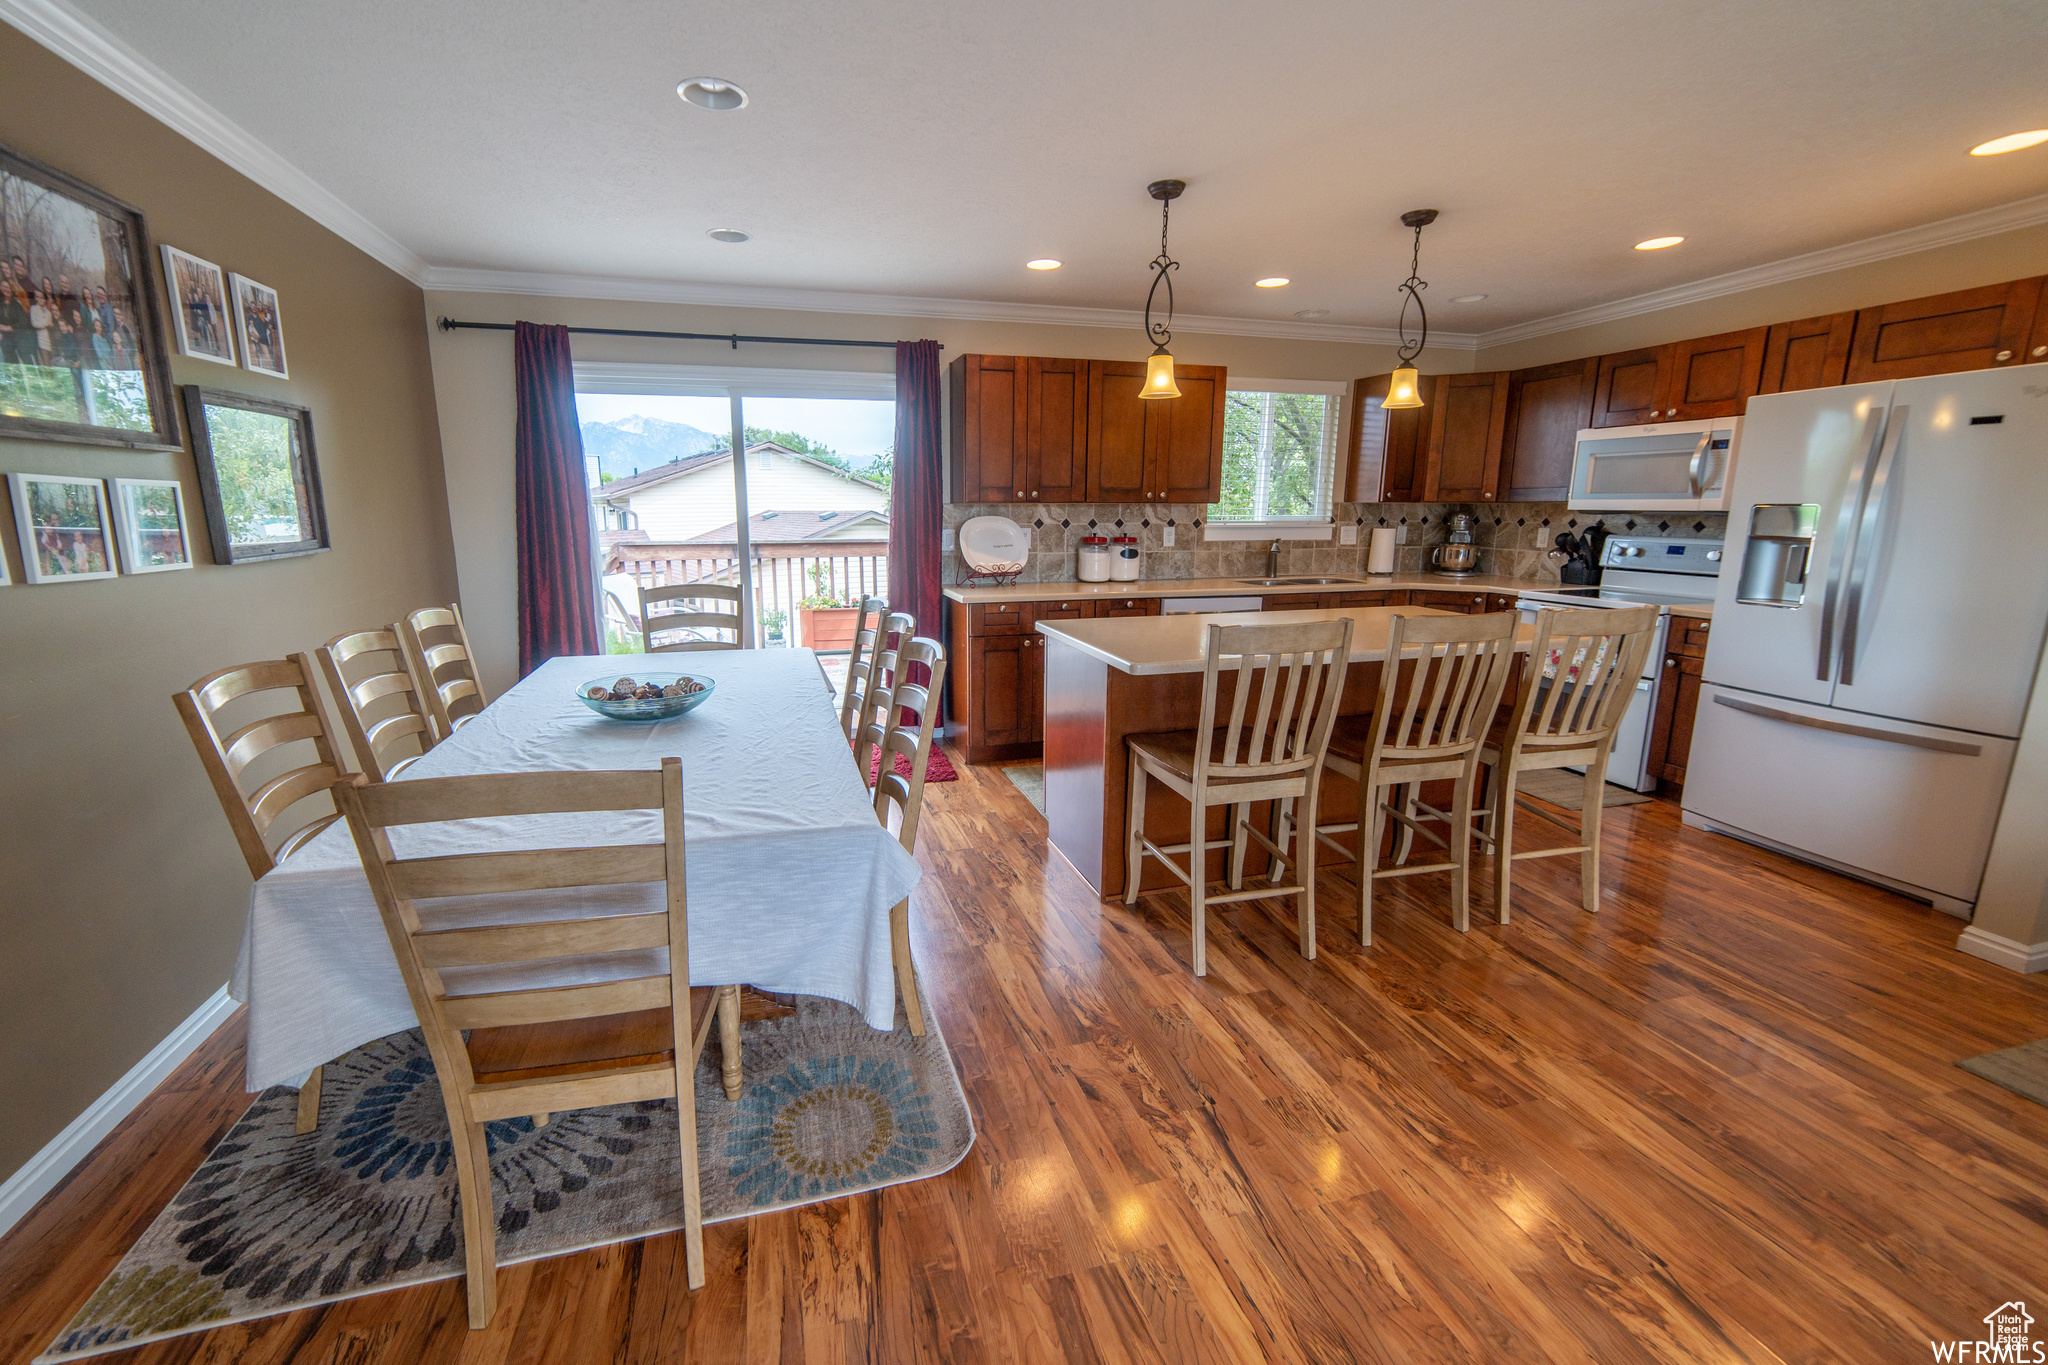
[1959,1037,2048,1108]
[38,995,973,1362]
[1002,763,1046,815]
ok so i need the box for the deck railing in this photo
[606,541,890,648]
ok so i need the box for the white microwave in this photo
[1567,416,1742,513]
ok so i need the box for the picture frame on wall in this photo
[7,470,119,583]
[110,476,195,573]
[0,142,181,451]
[182,385,327,563]
[228,273,287,379]
[160,246,236,367]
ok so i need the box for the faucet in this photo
[1268,538,1282,578]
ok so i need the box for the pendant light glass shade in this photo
[1383,366,1423,409]
[1141,349,1181,400]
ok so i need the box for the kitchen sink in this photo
[1237,577,1372,586]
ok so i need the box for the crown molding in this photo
[422,265,1485,350]
[1474,191,2048,350]
[1,0,428,282]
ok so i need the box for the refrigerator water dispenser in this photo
[1734,503,1818,607]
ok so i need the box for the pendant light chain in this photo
[1395,213,1432,368]
[1146,192,1179,351]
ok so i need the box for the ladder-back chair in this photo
[1475,604,1661,921]
[318,628,435,780]
[334,757,713,1328]
[1123,618,1353,977]
[399,603,488,739]
[1310,611,1518,943]
[175,653,347,1132]
[836,596,888,743]
[871,637,948,1034]
[853,610,915,783]
[641,582,744,652]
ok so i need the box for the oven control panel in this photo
[1599,537,1725,573]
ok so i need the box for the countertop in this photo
[944,572,1539,605]
[1035,604,1537,677]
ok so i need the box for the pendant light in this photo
[1140,179,1186,399]
[1383,208,1438,410]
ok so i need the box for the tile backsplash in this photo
[944,501,1728,586]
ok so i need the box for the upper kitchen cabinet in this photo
[1343,372,1433,502]
[1422,371,1511,501]
[1590,347,1666,427]
[1661,327,1765,420]
[1500,358,1597,501]
[947,354,1090,503]
[1084,360,1225,505]
[1758,312,1854,395]
[1843,277,2044,382]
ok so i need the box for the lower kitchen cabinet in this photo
[1408,589,1494,614]
[948,596,1157,763]
[1648,615,1712,787]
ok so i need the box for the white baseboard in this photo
[1956,926,2048,974]
[0,983,238,1241]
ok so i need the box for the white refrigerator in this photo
[1682,364,2048,917]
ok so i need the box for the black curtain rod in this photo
[434,317,939,351]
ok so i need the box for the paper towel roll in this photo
[1366,526,1397,574]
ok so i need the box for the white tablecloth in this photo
[229,650,922,1090]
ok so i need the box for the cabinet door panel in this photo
[958,355,1026,501]
[1030,598,1096,624]
[1024,357,1086,502]
[1424,371,1510,501]
[1086,361,1151,502]
[1502,358,1597,501]
[1407,590,1487,614]
[1844,278,2043,382]
[1156,366,1226,504]
[1758,313,1854,395]
[1344,373,1431,502]
[1102,598,1158,618]
[974,636,1032,746]
[1592,347,1667,427]
[1666,328,1765,420]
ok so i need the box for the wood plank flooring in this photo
[5,748,2047,1363]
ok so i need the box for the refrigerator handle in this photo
[1837,404,1907,688]
[1816,406,1887,682]
[1686,432,1711,497]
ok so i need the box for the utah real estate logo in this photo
[1933,1302,2040,1362]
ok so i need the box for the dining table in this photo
[229,649,922,1092]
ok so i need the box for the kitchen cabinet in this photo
[1423,371,1512,501]
[1314,590,1404,609]
[947,355,1090,503]
[1101,597,1161,618]
[970,634,1038,750]
[1758,312,1854,395]
[1591,330,1764,427]
[1343,373,1433,502]
[1408,589,1493,614]
[1501,358,1598,501]
[949,595,1156,763]
[1085,360,1226,504]
[1590,347,1666,427]
[1843,277,2044,383]
[1648,616,1711,787]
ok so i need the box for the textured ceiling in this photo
[47,0,2048,331]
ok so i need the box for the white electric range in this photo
[1511,536,1725,792]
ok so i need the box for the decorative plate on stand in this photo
[958,515,1029,586]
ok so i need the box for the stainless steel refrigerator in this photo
[1682,364,2048,917]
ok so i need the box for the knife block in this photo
[1560,562,1593,585]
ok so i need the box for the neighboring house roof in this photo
[596,442,885,498]
[598,527,650,551]
[684,509,891,544]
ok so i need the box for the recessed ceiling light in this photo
[1635,236,1685,251]
[1971,129,2048,156]
[1450,293,1488,303]
[676,78,747,111]
[1293,309,1330,319]
[1026,259,1062,270]
[1254,277,1290,288]
[706,228,750,243]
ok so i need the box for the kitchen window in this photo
[1204,378,1345,540]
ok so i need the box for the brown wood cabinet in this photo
[1591,347,1667,427]
[950,354,1026,502]
[1423,371,1511,501]
[1501,358,1598,501]
[1648,615,1711,787]
[1591,329,1764,427]
[1758,312,1854,395]
[1844,277,2044,383]
[949,595,1159,763]
[1407,589,1494,614]
[1085,360,1226,505]
[1343,373,1432,502]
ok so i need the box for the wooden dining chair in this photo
[836,595,888,743]
[175,654,348,1133]
[641,582,744,652]
[853,610,915,784]
[870,637,949,1035]
[334,757,713,1328]
[399,603,488,740]
[1307,611,1518,944]
[1123,618,1353,977]
[1473,604,1661,922]
[317,628,435,780]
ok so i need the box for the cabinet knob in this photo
[1667,656,1678,668]
[1016,489,1024,497]
[2034,346,2047,358]
[1995,350,2014,362]
[1032,490,1039,496]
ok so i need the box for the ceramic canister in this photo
[1110,535,1141,581]
[1077,536,1111,582]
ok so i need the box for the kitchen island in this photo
[1035,604,1535,899]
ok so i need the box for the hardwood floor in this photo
[5,747,2048,1363]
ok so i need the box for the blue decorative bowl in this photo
[577,672,716,722]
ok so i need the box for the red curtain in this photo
[514,321,599,675]
[888,340,944,711]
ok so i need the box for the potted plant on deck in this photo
[796,564,861,652]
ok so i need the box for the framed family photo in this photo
[8,471,119,583]
[183,386,327,563]
[229,274,287,378]
[161,245,235,367]
[111,476,195,572]
[0,142,181,451]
